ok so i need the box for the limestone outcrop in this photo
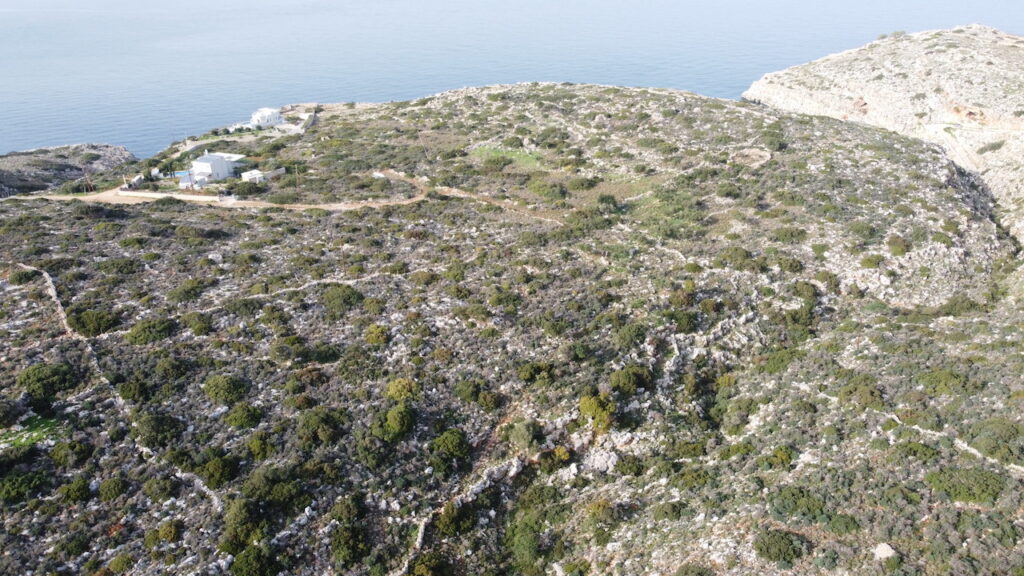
[745,25,1024,242]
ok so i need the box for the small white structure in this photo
[178,173,209,190]
[241,169,265,184]
[250,108,283,128]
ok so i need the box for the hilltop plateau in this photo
[2,29,1024,576]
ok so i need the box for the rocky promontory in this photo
[0,143,135,197]
[745,24,1024,241]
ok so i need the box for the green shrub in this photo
[919,368,979,396]
[771,486,826,523]
[758,349,804,374]
[887,234,910,256]
[609,364,654,396]
[226,403,263,428]
[860,254,885,269]
[753,529,808,565]
[364,323,389,346]
[653,501,687,521]
[772,227,808,243]
[759,445,797,471]
[227,181,268,197]
[247,430,275,460]
[167,278,214,303]
[968,418,1023,463]
[579,393,616,434]
[410,552,451,576]
[893,441,940,462]
[977,140,1006,154]
[518,362,555,384]
[385,377,420,401]
[432,428,470,460]
[59,474,91,502]
[107,554,135,574]
[67,306,119,336]
[0,470,48,503]
[182,312,213,335]
[322,284,364,319]
[98,475,129,501]
[567,176,601,191]
[135,412,185,448]
[838,380,885,411]
[382,402,414,442]
[528,178,567,200]
[436,501,475,536]
[330,496,368,568]
[202,456,239,488]
[158,519,184,542]
[296,407,345,448]
[204,374,250,405]
[142,477,179,501]
[613,323,646,350]
[50,440,92,468]
[231,544,281,576]
[828,514,860,535]
[454,378,485,403]
[925,468,1006,504]
[17,363,75,409]
[8,268,42,284]
[126,317,177,344]
[509,420,543,453]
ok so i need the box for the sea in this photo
[2,0,1023,158]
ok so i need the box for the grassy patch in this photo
[0,416,62,448]
[470,146,543,170]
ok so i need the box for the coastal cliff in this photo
[745,24,1024,242]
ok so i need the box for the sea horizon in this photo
[3,0,1023,158]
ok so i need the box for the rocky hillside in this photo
[1,80,1023,576]
[0,143,135,197]
[745,25,1024,244]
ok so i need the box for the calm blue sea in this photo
[2,0,1023,158]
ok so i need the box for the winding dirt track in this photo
[17,170,566,225]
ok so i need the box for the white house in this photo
[241,169,265,184]
[178,150,245,189]
[191,151,245,181]
[250,108,283,128]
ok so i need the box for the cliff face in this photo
[744,24,1024,243]
[0,143,135,197]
